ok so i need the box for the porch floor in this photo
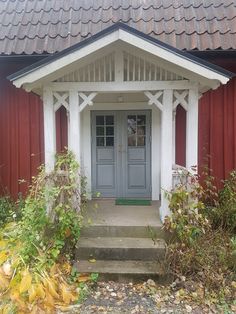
[82,199,162,227]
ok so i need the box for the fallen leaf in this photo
[44,292,55,308]
[0,251,8,266]
[10,291,27,310]
[19,269,32,294]
[35,283,46,299]
[60,283,77,304]
[0,272,9,290]
[45,278,59,299]
[78,274,90,282]
[28,284,37,303]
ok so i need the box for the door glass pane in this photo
[137,126,146,136]
[128,114,146,146]
[137,136,146,146]
[106,137,114,146]
[106,126,114,136]
[128,115,136,136]
[128,135,136,146]
[137,115,146,125]
[96,116,104,125]
[106,116,114,125]
[96,126,104,136]
[96,137,105,146]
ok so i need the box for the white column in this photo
[68,90,80,163]
[160,89,173,221]
[186,88,198,172]
[82,109,92,199]
[43,88,56,173]
[172,110,176,164]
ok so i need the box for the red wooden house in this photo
[0,0,236,220]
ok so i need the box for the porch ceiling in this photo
[8,23,233,93]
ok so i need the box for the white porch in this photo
[10,24,230,221]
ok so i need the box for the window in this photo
[127,115,146,147]
[96,115,114,147]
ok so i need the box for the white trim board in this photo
[11,27,230,92]
[81,102,161,201]
[48,80,195,92]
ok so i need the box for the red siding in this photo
[0,61,68,198]
[199,78,236,186]
[56,106,68,153]
[175,105,186,167]
[175,76,236,187]
[0,58,236,198]
[0,78,44,197]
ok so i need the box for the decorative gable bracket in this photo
[79,92,97,112]
[144,91,163,111]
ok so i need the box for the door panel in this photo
[92,110,151,198]
[128,164,146,187]
[97,164,115,187]
[123,112,151,198]
[92,113,116,197]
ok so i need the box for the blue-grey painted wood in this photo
[91,110,151,198]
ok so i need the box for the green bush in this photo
[0,196,22,227]
[205,171,236,232]
[163,170,236,294]
[18,151,84,268]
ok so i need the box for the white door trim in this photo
[81,102,160,200]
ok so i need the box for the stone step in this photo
[75,237,166,261]
[80,224,168,239]
[74,260,165,279]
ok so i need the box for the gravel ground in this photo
[59,280,225,314]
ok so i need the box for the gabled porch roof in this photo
[8,23,233,93]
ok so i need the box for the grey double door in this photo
[91,110,151,199]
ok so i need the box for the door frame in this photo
[91,109,152,199]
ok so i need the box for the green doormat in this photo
[115,199,151,206]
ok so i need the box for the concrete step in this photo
[75,237,166,261]
[80,224,168,239]
[74,260,165,279]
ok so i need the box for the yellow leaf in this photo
[0,251,8,266]
[44,292,55,308]
[0,240,7,249]
[0,272,9,291]
[9,272,21,288]
[10,291,27,310]
[35,283,46,299]
[62,262,71,275]
[45,278,59,299]
[28,284,37,303]
[19,269,32,294]
[60,283,77,305]
[89,258,96,263]
[50,264,58,276]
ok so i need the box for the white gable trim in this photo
[12,30,120,89]
[11,27,230,90]
[118,29,229,85]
